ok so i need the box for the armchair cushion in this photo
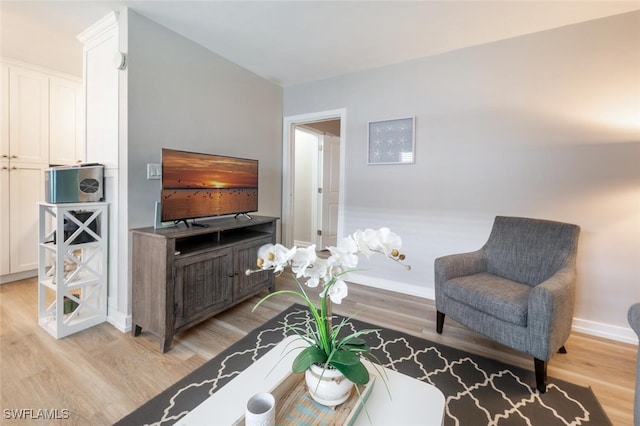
[444,272,530,326]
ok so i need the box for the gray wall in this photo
[127,11,283,229]
[284,11,640,337]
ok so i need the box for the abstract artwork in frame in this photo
[367,117,415,164]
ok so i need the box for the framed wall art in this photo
[367,117,415,165]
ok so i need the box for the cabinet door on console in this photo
[234,236,275,301]
[174,247,233,329]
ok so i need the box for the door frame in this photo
[282,109,346,247]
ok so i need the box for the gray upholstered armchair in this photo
[629,303,640,426]
[434,216,580,393]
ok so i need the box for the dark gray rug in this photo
[116,304,611,425]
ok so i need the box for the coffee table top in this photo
[175,335,446,425]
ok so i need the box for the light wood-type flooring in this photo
[0,276,636,425]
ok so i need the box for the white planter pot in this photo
[304,363,354,407]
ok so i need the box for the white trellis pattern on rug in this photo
[128,308,608,426]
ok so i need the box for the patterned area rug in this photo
[117,305,611,425]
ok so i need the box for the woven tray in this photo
[234,370,376,426]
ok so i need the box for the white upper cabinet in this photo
[49,76,84,165]
[1,63,8,160]
[8,65,50,164]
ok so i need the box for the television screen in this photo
[161,148,258,222]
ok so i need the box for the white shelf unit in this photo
[38,202,108,338]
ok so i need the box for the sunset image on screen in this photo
[161,149,258,221]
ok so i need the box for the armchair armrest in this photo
[628,303,640,335]
[434,250,487,285]
[528,267,577,359]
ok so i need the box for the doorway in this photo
[282,109,346,249]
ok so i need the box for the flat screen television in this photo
[161,148,258,224]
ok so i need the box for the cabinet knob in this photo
[1,154,8,158]
[11,155,17,159]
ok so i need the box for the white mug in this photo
[245,392,275,426]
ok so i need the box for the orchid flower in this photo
[324,278,348,304]
[377,227,403,257]
[251,227,409,393]
[256,228,406,290]
[291,245,317,278]
[328,236,359,269]
[353,229,376,258]
[302,257,330,288]
[257,243,296,273]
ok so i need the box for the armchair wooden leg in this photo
[558,345,567,354]
[534,358,547,393]
[436,311,445,334]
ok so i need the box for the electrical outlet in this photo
[147,163,161,180]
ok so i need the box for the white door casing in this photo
[282,109,346,248]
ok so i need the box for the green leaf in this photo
[330,349,360,366]
[344,337,367,346]
[332,360,370,385]
[292,346,327,373]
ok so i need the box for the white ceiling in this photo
[2,1,639,86]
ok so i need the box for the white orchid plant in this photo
[250,227,410,387]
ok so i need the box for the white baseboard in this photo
[349,273,637,345]
[1,269,37,284]
[572,317,637,345]
[107,308,131,333]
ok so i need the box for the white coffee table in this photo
[175,335,445,425]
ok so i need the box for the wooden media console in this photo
[130,215,278,352]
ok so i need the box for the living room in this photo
[1,2,638,425]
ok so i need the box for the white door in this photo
[318,134,340,248]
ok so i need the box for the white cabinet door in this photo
[8,66,49,164]
[0,160,9,275]
[8,163,45,273]
[50,76,85,166]
[1,63,8,161]
[0,65,8,275]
